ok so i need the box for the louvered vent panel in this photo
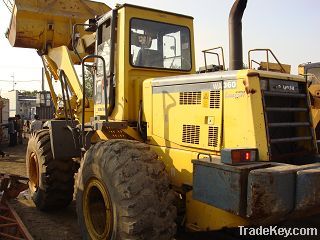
[179,92,201,105]
[210,91,221,108]
[208,126,219,147]
[182,125,200,144]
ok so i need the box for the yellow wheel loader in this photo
[6,0,320,239]
[299,62,320,142]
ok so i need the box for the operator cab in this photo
[92,4,195,121]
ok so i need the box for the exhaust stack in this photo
[229,0,248,70]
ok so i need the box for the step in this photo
[270,136,312,143]
[268,122,310,127]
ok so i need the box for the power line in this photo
[0,66,41,69]
[0,79,41,82]
[2,0,13,13]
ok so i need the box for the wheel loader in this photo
[6,0,320,239]
[299,62,320,142]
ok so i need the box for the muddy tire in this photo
[76,139,176,240]
[26,129,75,211]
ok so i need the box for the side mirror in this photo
[84,18,98,32]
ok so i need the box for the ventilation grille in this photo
[182,125,200,144]
[208,126,219,147]
[210,91,221,108]
[179,92,201,105]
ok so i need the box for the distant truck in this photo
[299,62,320,81]
[35,91,54,121]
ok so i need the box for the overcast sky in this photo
[0,0,319,93]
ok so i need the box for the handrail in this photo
[248,48,286,73]
[202,46,225,72]
[81,55,107,141]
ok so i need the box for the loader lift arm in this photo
[40,46,87,121]
[6,0,111,123]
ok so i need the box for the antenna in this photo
[11,73,16,91]
[2,0,14,12]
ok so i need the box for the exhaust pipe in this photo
[229,0,248,70]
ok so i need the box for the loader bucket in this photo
[7,0,110,50]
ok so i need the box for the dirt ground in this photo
[0,141,82,240]
[1,140,320,240]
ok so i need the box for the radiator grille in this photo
[182,125,200,144]
[179,92,201,105]
[208,126,219,147]
[210,91,221,108]
[262,79,316,161]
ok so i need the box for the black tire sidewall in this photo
[26,130,75,210]
[76,140,176,240]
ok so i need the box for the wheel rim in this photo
[28,152,39,192]
[83,178,113,240]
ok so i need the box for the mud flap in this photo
[49,120,81,160]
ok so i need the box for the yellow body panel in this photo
[259,61,291,74]
[152,90,222,151]
[223,71,269,160]
[185,192,248,231]
[146,70,271,159]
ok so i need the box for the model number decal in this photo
[212,80,237,90]
[274,84,296,91]
[268,79,299,93]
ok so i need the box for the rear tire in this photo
[26,129,75,210]
[76,139,177,240]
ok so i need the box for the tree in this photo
[84,68,94,98]
[20,90,38,96]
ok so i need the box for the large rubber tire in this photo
[26,129,75,211]
[76,139,177,240]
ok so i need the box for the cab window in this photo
[130,18,192,71]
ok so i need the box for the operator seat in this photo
[135,49,163,68]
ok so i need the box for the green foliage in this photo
[19,90,38,96]
[84,68,94,98]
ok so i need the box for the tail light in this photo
[221,148,258,165]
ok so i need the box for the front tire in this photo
[76,139,176,240]
[26,130,75,210]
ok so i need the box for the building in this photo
[0,97,9,143]
[1,90,36,119]
[36,91,54,120]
